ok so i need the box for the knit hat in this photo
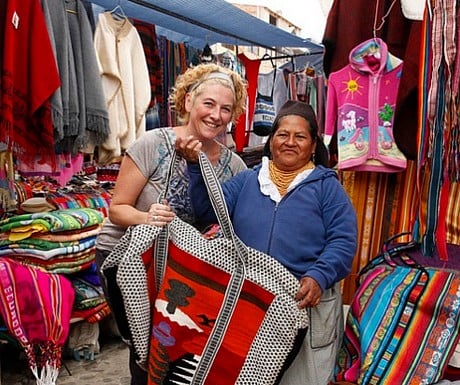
[272,100,319,134]
[264,100,330,167]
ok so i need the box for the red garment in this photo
[0,0,60,166]
[235,53,261,152]
[133,19,163,109]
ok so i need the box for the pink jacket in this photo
[325,38,407,172]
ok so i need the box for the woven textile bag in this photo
[253,70,277,136]
[335,233,460,385]
[103,152,308,384]
[253,93,275,136]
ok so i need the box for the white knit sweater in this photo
[94,12,151,164]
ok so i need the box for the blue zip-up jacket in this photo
[188,163,358,291]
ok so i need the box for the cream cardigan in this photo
[94,12,151,164]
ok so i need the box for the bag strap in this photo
[269,68,276,98]
[153,150,180,292]
[358,232,429,284]
[154,151,248,292]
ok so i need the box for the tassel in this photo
[36,363,60,385]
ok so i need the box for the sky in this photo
[227,0,330,43]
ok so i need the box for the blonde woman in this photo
[95,63,248,385]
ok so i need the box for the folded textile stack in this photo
[0,208,112,336]
[70,265,111,324]
[0,208,103,273]
[45,188,111,217]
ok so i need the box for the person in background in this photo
[175,100,358,385]
[95,62,248,385]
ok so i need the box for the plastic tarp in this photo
[89,0,324,55]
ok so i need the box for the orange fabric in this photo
[339,161,418,304]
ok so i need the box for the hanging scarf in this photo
[0,258,75,385]
[43,0,109,156]
[0,0,60,167]
[40,0,74,144]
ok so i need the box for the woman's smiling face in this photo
[269,115,317,171]
[185,82,234,140]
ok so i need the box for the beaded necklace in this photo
[269,160,315,196]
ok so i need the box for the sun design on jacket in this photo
[341,72,363,100]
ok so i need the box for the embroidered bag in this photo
[103,151,308,384]
[253,70,277,136]
[335,233,460,384]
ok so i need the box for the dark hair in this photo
[263,100,329,167]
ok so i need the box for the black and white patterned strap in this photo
[155,151,248,290]
[198,151,249,262]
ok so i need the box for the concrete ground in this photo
[1,334,131,385]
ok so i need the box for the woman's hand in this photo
[295,276,323,309]
[146,201,175,226]
[175,135,202,162]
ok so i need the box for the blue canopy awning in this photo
[89,0,324,55]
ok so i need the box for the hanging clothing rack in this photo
[259,52,312,70]
[259,53,309,61]
[109,0,324,54]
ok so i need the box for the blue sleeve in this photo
[187,162,249,223]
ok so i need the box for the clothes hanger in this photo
[373,0,398,43]
[109,2,127,20]
[261,53,276,69]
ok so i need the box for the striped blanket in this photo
[335,258,460,384]
[0,258,75,384]
[0,208,104,241]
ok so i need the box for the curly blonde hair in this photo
[169,63,247,124]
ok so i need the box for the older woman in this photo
[95,63,248,385]
[174,100,358,384]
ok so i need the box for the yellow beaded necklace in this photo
[269,160,315,196]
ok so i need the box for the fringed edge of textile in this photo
[86,110,110,145]
[27,341,63,385]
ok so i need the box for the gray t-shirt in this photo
[96,127,247,251]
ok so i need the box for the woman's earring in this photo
[311,153,316,163]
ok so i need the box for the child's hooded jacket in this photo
[325,38,407,172]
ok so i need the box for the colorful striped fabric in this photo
[335,254,460,384]
[45,190,111,217]
[338,161,418,303]
[10,247,96,274]
[414,0,460,260]
[0,208,104,241]
[0,258,74,384]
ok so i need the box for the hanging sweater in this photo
[325,38,407,173]
[0,0,60,167]
[94,12,150,164]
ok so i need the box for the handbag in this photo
[253,70,277,136]
[102,151,308,384]
[335,233,460,385]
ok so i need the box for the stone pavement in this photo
[1,336,131,385]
